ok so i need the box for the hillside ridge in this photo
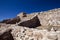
[0,8,60,40]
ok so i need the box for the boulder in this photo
[17,12,27,17]
[17,12,27,21]
[0,29,14,40]
[0,16,20,24]
[18,16,41,28]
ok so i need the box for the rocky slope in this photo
[0,8,60,40]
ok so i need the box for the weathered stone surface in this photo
[0,29,14,40]
[0,8,60,40]
[11,26,59,40]
[0,24,60,40]
[17,12,27,17]
[17,12,27,21]
[18,16,41,28]
[0,16,20,24]
[38,8,60,26]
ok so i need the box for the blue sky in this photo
[0,0,60,20]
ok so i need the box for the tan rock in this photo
[0,8,60,40]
